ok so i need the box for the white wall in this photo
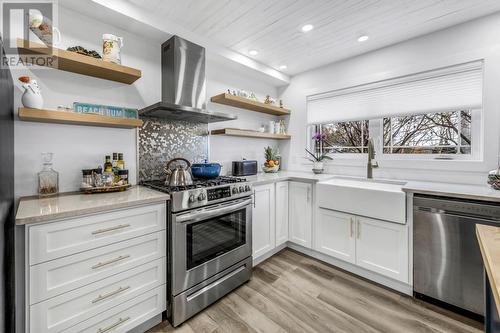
[14,6,282,197]
[280,12,500,185]
[14,6,160,197]
[208,61,280,175]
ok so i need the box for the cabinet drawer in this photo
[61,285,166,333]
[29,203,166,265]
[30,258,165,333]
[30,231,166,304]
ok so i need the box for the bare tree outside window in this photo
[312,110,473,156]
[315,121,369,153]
[383,110,472,154]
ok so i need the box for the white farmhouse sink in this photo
[316,177,407,224]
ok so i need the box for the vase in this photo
[21,89,43,109]
[312,161,324,174]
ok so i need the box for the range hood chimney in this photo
[139,36,236,123]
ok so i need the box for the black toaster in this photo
[232,160,258,176]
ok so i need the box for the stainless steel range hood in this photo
[139,36,236,123]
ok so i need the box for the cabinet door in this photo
[252,183,276,258]
[275,181,289,246]
[315,209,356,264]
[288,182,313,248]
[356,216,409,282]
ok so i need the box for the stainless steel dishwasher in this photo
[414,194,500,316]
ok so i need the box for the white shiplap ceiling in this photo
[125,0,500,75]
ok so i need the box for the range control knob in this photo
[245,185,251,192]
[188,194,196,203]
[198,193,206,201]
[239,186,244,193]
[232,187,239,194]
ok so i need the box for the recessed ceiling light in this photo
[249,50,258,56]
[301,24,314,32]
[279,65,287,70]
[357,35,369,42]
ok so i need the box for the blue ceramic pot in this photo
[191,163,222,179]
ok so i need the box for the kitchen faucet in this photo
[367,138,378,179]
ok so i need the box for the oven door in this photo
[172,197,252,295]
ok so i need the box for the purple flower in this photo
[312,132,326,141]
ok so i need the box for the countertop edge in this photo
[403,184,500,203]
[16,196,169,226]
[402,187,500,202]
[15,186,170,226]
[248,174,336,186]
[476,225,500,317]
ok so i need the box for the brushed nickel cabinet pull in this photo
[92,255,130,269]
[97,316,130,333]
[92,286,130,304]
[357,220,361,239]
[350,218,354,238]
[91,224,131,235]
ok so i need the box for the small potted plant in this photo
[262,146,280,173]
[305,132,332,174]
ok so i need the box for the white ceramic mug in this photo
[28,9,62,46]
[103,34,124,64]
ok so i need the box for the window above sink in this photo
[306,60,483,162]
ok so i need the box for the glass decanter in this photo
[38,152,59,197]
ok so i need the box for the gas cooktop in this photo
[142,176,252,212]
[141,176,247,193]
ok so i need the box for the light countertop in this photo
[403,181,500,202]
[476,225,500,317]
[249,171,500,202]
[16,186,170,225]
[246,171,336,185]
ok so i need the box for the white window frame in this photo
[306,108,482,162]
[377,109,482,161]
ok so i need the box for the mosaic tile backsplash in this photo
[138,117,209,182]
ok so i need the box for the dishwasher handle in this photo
[413,195,500,222]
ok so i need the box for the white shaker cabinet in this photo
[356,216,409,283]
[252,183,276,259]
[315,209,356,264]
[275,181,289,246]
[288,182,313,248]
[24,202,168,333]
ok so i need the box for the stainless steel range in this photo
[142,176,253,327]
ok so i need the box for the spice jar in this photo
[102,171,115,186]
[118,169,128,185]
[81,169,94,188]
[93,167,104,187]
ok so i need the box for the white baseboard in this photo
[253,241,413,296]
[128,313,163,333]
[253,243,288,266]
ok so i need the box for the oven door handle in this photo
[175,198,252,224]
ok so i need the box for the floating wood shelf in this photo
[17,39,141,84]
[211,128,291,140]
[18,108,143,129]
[210,93,291,116]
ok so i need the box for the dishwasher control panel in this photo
[414,195,500,221]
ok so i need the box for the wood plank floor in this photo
[148,249,484,333]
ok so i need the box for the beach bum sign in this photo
[1,0,59,70]
[73,102,139,119]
